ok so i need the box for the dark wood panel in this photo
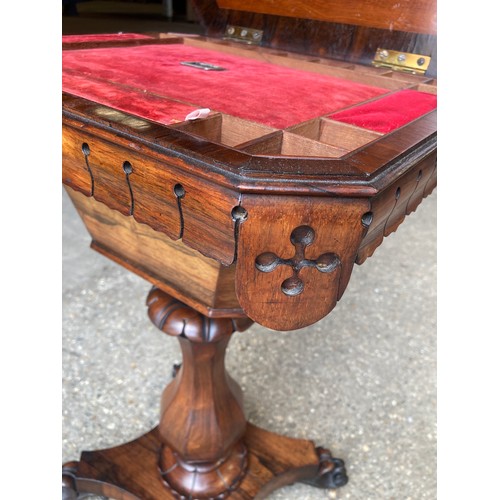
[191,0,437,76]
[216,0,436,34]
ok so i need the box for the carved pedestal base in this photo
[159,440,248,498]
[62,424,347,499]
[63,288,348,499]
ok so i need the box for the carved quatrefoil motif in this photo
[255,225,340,297]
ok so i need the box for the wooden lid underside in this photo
[191,0,437,76]
[216,0,436,35]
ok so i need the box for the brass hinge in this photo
[223,25,263,45]
[372,48,431,74]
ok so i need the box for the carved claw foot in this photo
[62,461,108,500]
[301,447,348,489]
[62,461,79,500]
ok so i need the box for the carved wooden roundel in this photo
[255,225,341,297]
[235,195,371,330]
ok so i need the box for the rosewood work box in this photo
[62,0,437,497]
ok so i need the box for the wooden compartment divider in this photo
[170,113,277,147]
[287,118,383,152]
[239,131,348,158]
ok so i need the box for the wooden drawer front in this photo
[63,124,180,234]
[356,150,437,264]
[179,176,240,266]
[62,124,240,265]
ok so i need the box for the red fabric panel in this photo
[328,89,437,133]
[62,33,153,44]
[63,72,199,124]
[62,44,388,129]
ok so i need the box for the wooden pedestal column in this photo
[147,287,252,498]
[62,287,348,499]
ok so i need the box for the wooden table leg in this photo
[62,287,348,499]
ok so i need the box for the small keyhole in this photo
[362,212,373,228]
[174,184,185,199]
[123,161,133,175]
[231,206,248,222]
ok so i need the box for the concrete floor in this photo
[62,6,437,498]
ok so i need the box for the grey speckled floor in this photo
[62,186,436,500]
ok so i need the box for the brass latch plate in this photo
[223,25,263,45]
[372,48,431,74]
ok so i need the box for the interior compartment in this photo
[62,42,391,129]
[171,113,277,147]
[409,83,437,94]
[287,118,382,151]
[328,89,437,134]
[239,131,347,158]
[63,38,437,157]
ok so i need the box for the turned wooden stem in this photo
[146,287,253,498]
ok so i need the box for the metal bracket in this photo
[223,25,263,45]
[372,48,431,74]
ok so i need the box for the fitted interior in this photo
[62,34,437,157]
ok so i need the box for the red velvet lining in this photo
[328,89,437,133]
[63,71,199,124]
[62,33,154,44]
[62,44,388,129]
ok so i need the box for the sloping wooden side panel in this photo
[65,188,243,317]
